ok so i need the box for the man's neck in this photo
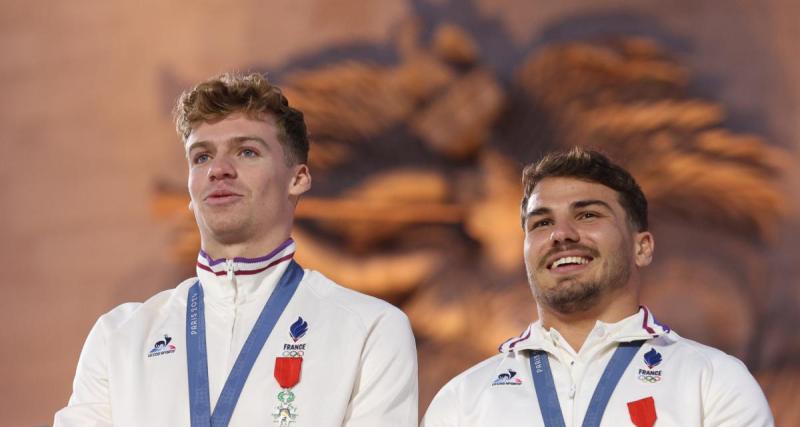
[538,293,639,352]
[201,233,291,261]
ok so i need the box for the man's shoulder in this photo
[665,331,749,370]
[300,268,408,322]
[95,278,195,332]
[422,351,510,426]
[438,352,510,395]
[665,332,773,423]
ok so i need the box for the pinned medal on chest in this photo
[273,317,309,426]
[627,396,657,427]
[273,358,301,426]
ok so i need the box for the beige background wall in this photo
[1,1,798,425]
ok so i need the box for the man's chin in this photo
[202,222,251,245]
[542,281,603,314]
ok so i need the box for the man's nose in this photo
[549,221,580,244]
[207,156,237,181]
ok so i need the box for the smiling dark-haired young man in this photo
[422,147,773,427]
[54,73,418,427]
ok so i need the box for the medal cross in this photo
[272,402,298,426]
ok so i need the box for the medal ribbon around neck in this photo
[529,339,645,427]
[186,259,304,427]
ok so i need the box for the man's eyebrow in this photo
[229,135,268,148]
[572,199,613,210]
[186,136,268,152]
[525,207,552,219]
[186,140,211,153]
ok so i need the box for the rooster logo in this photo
[492,369,522,386]
[149,334,176,354]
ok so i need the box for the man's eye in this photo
[530,219,552,230]
[240,148,258,157]
[578,212,598,220]
[193,154,210,164]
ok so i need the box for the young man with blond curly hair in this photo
[55,73,418,427]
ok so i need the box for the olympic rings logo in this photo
[638,374,661,383]
[282,350,305,357]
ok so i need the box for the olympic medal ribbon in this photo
[187,277,211,427]
[530,351,566,427]
[529,340,646,427]
[187,260,305,427]
[627,397,657,427]
[580,340,645,427]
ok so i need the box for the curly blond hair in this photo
[175,72,308,165]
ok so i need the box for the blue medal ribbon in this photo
[186,260,304,427]
[529,339,645,427]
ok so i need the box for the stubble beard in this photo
[527,255,631,315]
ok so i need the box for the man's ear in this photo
[288,164,312,197]
[634,231,655,267]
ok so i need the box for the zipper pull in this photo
[226,259,235,281]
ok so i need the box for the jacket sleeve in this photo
[53,316,114,427]
[342,307,419,426]
[420,378,459,427]
[703,354,774,427]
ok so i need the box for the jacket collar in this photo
[195,238,296,305]
[498,306,671,354]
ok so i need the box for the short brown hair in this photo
[521,147,648,231]
[175,72,309,165]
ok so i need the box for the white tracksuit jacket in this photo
[55,239,418,426]
[422,307,773,427]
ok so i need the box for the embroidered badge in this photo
[290,317,308,342]
[492,369,523,386]
[147,334,176,358]
[283,317,308,357]
[637,348,662,383]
